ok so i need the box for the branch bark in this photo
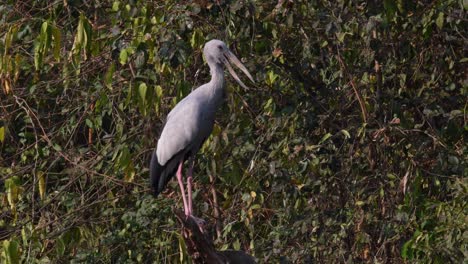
[336,50,368,123]
[174,210,256,264]
[209,173,222,240]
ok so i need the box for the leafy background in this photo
[0,0,466,263]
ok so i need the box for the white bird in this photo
[150,40,254,221]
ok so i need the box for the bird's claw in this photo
[187,215,206,233]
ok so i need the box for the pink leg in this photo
[187,177,193,215]
[176,161,189,216]
[187,160,194,215]
[186,159,206,232]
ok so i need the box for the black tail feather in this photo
[150,150,164,196]
[150,149,181,197]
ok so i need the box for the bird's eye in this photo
[217,45,223,50]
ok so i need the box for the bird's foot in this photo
[187,215,206,233]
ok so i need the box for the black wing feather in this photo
[150,149,187,197]
[150,130,209,196]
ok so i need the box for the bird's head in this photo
[203,39,255,89]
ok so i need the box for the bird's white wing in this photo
[156,94,204,165]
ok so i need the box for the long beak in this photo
[223,51,255,89]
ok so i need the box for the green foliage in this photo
[0,0,466,263]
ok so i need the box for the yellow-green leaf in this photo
[34,43,43,70]
[56,237,65,256]
[112,1,120,11]
[266,70,278,85]
[178,235,187,263]
[155,85,163,98]
[153,85,163,113]
[124,162,135,182]
[138,83,147,101]
[119,49,128,65]
[319,133,332,144]
[104,63,116,89]
[321,40,328,47]
[250,191,257,199]
[4,25,18,54]
[52,26,61,60]
[190,30,204,48]
[233,239,241,250]
[356,200,365,206]
[6,177,19,210]
[38,171,46,200]
[40,21,48,36]
[3,239,20,264]
[76,16,84,48]
[341,129,351,139]
[436,12,444,29]
[82,14,92,54]
[138,82,148,115]
[0,126,5,143]
[52,143,62,152]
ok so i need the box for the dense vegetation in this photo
[1,0,466,263]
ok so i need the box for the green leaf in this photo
[340,129,351,139]
[40,21,51,51]
[118,147,131,168]
[384,0,397,20]
[267,70,278,85]
[5,177,20,210]
[112,1,120,12]
[138,82,147,101]
[233,239,241,250]
[153,85,163,113]
[264,98,273,110]
[155,85,163,98]
[0,126,5,143]
[104,63,116,89]
[321,40,328,47]
[38,171,46,200]
[178,235,187,263]
[435,12,444,29]
[355,200,365,206]
[336,32,351,43]
[82,14,92,53]
[52,25,61,60]
[56,237,65,256]
[3,239,20,264]
[119,49,128,65]
[190,30,204,48]
[34,47,42,70]
[76,15,84,47]
[401,239,413,259]
[319,133,332,144]
[85,118,93,128]
[72,14,91,60]
[4,26,15,52]
[124,162,135,182]
[138,82,148,115]
[53,143,62,152]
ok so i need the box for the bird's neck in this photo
[208,64,225,99]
